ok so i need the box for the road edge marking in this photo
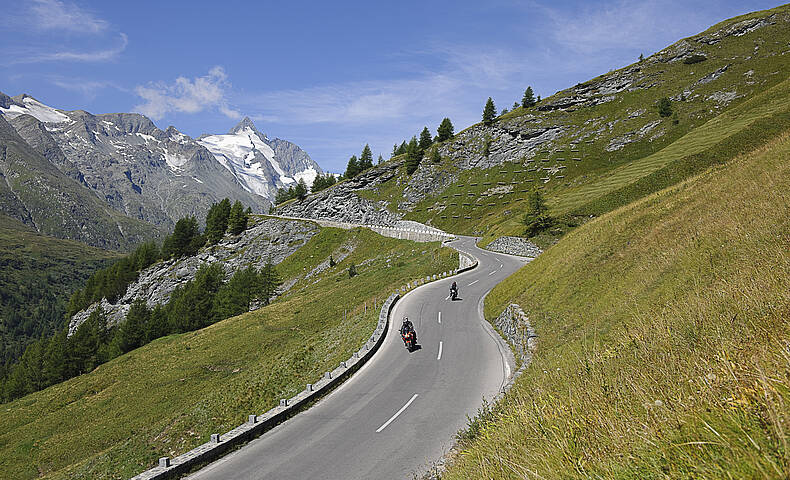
[376,394,419,433]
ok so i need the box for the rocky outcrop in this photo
[485,236,542,258]
[278,160,405,225]
[492,303,537,366]
[68,217,320,333]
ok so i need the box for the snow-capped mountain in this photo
[0,93,322,231]
[198,117,321,199]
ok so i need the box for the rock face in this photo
[68,217,320,333]
[278,159,404,225]
[485,236,542,258]
[0,95,322,234]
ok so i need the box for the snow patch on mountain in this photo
[0,96,69,123]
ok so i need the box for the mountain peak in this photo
[229,116,264,137]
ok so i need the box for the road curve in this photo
[187,236,528,480]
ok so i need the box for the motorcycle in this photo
[402,330,416,352]
[450,286,458,301]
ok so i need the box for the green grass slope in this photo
[442,131,790,477]
[0,227,456,479]
[0,214,118,365]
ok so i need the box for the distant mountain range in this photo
[0,92,322,249]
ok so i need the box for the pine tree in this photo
[116,298,150,353]
[392,144,398,157]
[212,266,258,320]
[657,97,673,117]
[345,155,360,178]
[163,216,202,259]
[205,198,231,245]
[418,126,433,153]
[513,101,520,110]
[536,95,541,103]
[523,189,554,237]
[639,53,645,62]
[258,258,282,306]
[483,97,496,125]
[294,179,308,200]
[521,86,536,108]
[404,136,421,174]
[436,117,454,142]
[228,200,248,235]
[167,264,224,333]
[359,144,374,170]
[501,108,509,115]
[397,141,407,156]
[377,154,383,165]
[430,146,441,164]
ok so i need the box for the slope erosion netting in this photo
[0,227,457,480]
[444,132,790,478]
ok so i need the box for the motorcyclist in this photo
[450,281,458,300]
[400,316,416,344]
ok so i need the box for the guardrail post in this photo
[159,457,170,468]
[306,383,313,392]
[248,414,257,424]
[211,434,221,444]
[280,399,288,407]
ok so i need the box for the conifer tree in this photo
[294,179,308,200]
[405,136,421,174]
[377,154,383,165]
[513,101,520,110]
[430,146,441,164]
[345,155,360,178]
[418,127,433,153]
[436,117,454,142]
[521,86,536,108]
[205,198,231,245]
[228,200,248,235]
[523,189,554,237]
[258,258,282,306]
[116,298,150,353]
[483,97,496,125]
[397,141,407,156]
[359,144,374,170]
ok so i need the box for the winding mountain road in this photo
[187,236,528,480]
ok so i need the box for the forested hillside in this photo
[0,215,117,379]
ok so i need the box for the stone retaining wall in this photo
[491,303,537,396]
[485,236,542,258]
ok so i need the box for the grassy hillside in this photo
[0,227,456,479]
[334,5,790,247]
[0,215,118,366]
[441,130,790,477]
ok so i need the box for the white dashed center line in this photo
[469,280,479,286]
[437,341,443,360]
[488,270,497,276]
[438,312,442,324]
[376,394,419,433]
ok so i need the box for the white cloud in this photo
[134,66,241,120]
[29,0,109,34]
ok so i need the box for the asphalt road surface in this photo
[187,236,528,480]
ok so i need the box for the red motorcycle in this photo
[402,330,416,352]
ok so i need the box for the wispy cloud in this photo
[28,0,109,34]
[134,66,241,120]
[538,0,708,55]
[5,33,128,65]
[49,77,125,100]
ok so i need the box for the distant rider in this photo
[450,281,458,299]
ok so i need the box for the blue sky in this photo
[0,0,782,172]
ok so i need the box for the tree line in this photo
[0,260,282,402]
[482,86,540,125]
